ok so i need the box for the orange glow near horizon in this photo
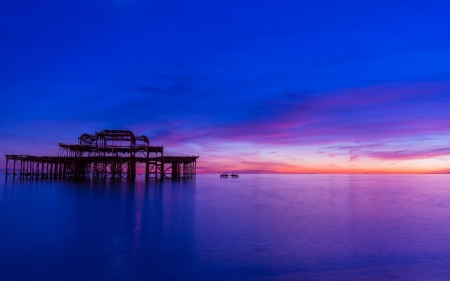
[193,144,450,174]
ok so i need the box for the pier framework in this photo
[5,130,198,180]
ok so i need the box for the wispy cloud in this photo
[363,147,450,160]
[143,82,450,148]
[123,81,450,173]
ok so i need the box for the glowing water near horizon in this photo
[1,174,450,280]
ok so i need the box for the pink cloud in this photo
[363,147,450,160]
[124,82,450,173]
[156,82,450,150]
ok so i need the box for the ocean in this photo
[1,174,450,280]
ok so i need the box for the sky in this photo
[1,0,450,173]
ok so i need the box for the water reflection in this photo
[0,176,197,280]
[2,175,450,280]
[192,175,450,280]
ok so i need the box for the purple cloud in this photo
[363,147,450,160]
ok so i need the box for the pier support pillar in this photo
[160,160,165,178]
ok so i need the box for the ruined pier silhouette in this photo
[5,130,198,180]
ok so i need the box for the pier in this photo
[220,174,239,178]
[5,130,198,180]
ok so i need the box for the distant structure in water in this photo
[5,130,198,180]
[220,174,239,178]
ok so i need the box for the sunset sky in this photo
[1,0,450,173]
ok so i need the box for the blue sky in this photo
[1,0,450,173]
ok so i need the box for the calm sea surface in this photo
[1,174,450,280]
